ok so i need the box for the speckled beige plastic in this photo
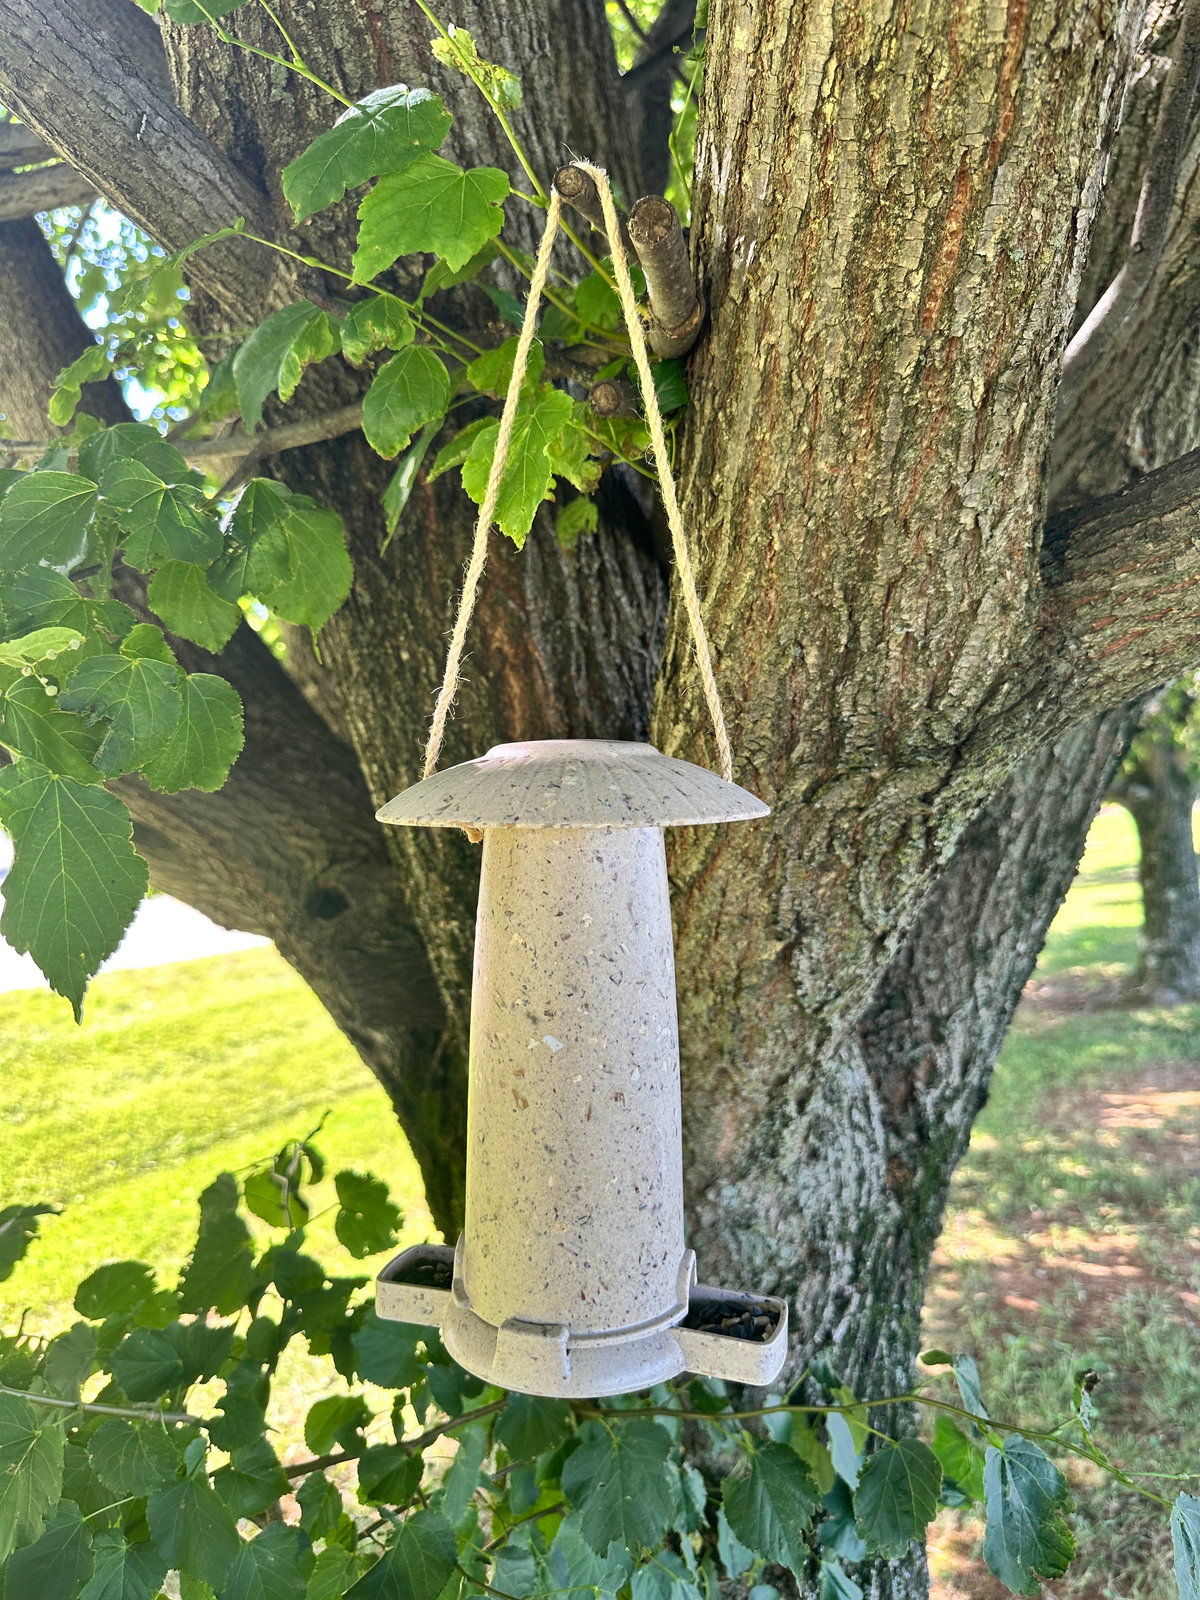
[375,740,787,1396]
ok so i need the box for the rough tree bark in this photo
[5,3,1200,1593]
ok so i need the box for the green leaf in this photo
[341,297,415,367]
[208,480,294,602]
[953,1355,989,1426]
[147,1473,242,1590]
[465,338,544,399]
[0,1392,64,1561]
[548,1514,632,1600]
[561,1420,676,1555]
[306,1548,357,1600]
[0,626,84,671]
[931,1417,986,1505]
[460,387,573,547]
[573,273,622,332]
[356,1444,424,1507]
[429,27,522,109]
[721,1441,819,1573]
[852,1439,941,1558]
[101,460,221,570]
[0,677,103,783]
[42,1321,98,1400]
[284,86,452,223]
[262,500,352,633]
[362,347,451,460]
[140,673,244,794]
[233,303,340,431]
[79,1526,168,1600]
[6,1497,94,1599]
[418,241,500,300]
[179,1173,260,1316]
[77,425,191,489]
[0,472,97,573]
[212,1439,289,1520]
[0,1204,56,1284]
[352,154,509,281]
[49,345,114,426]
[381,419,441,547]
[716,1507,754,1580]
[296,1474,344,1541]
[109,1326,186,1402]
[334,1170,402,1258]
[161,0,248,21]
[0,762,148,1018]
[919,1350,954,1368]
[352,1311,423,1389]
[147,562,240,653]
[496,1396,573,1460]
[1,566,131,643]
[427,418,494,484]
[242,1168,308,1233]
[88,1419,182,1496]
[790,1416,836,1497]
[1174,1491,1200,1600]
[345,1510,456,1600]
[75,1262,157,1320]
[434,1423,486,1526]
[78,1528,167,1600]
[224,1524,314,1600]
[651,360,688,413]
[304,1396,370,1457]
[629,1551,700,1600]
[58,652,181,776]
[982,1437,1075,1596]
[819,1559,862,1600]
[546,419,601,494]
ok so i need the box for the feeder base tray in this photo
[377,1244,788,1397]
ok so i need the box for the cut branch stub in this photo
[589,376,641,418]
[627,194,703,358]
[552,163,633,256]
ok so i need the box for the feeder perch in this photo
[374,740,788,1397]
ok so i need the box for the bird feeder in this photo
[374,740,788,1398]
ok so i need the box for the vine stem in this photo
[0,1384,201,1425]
[189,0,352,105]
[283,1397,508,1479]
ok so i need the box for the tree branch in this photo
[0,163,97,221]
[0,124,55,167]
[621,0,697,196]
[0,0,273,316]
[1039,445,1200,716]
[1057,0,1200,417]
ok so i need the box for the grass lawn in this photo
[0,947,433,1332]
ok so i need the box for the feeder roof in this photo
[376,740,770,830]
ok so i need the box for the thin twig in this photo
[0,1384,200,1425]
[613,0,648,43]
[1058,0,1200,416]
[283,1397,507,1480]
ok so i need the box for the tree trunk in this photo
[1114,724,1200,999]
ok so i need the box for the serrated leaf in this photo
[213,1439,289,1519]
[6,1497,94,1598]
[852,1438,941,1558]
[0,677,103,784]
[982,1437,1075,1596]
[651,360,688,413]
[179,1173,260,1316]
[548,1514,632,1600]
[574,273,622,332]
[0,761,148,1018]
[561,1420,676,1554]
[242,1166,308,1232]
[629,1551,700,1600]
[0,1204,56,1283]
[334,1170,402,1258]
[284,86,452,223]
[345,1509,456,1600]
[0,1392,65,1561]
[352,1311,423,1388]
[42,1320,98,1400]
[306,1547,357,1600]
[362,346,451,460]
[953,1355,989,1426]
[263,500,352,632]
[1174,1491,1200,1600]
[58,652,181,776]
[0,472,97,573]
[716,1506,754,1580]
[819,1559,862,1600]
[224,1523,314,1600]
[233,303,339,431]
[352,153,509,281]
[78,425,192,488]
[341,296,415,367]
[147,562,240,653]
[304,1396,370,1457]
[790,1416,836,1496]
[434,1423,486,1526]
[49,344,114,426]
[88,1418,182,1496]
[429,28,522,109]
[101,460,221,569]
[722,1441,818,1574]
[75,1261,157,1320]
[209,480,294,603]
[79,1526,168,1600]
[140,673,244,794]
[162,0,248,20]
[496,1395,573,1460]
[297,1474,344,1541]
[356,1444,424,1507]
[931,1416,986,1505]
[109,1326,186,1402]
[147,1473,241,1589]
[460,387,573,547]
[1,566,132,645]
[427,418,494,484]
[382,419,441,546]
[465,338,544,399]
[546,419,601,495]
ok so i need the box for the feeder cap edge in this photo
[375,739,770,829]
